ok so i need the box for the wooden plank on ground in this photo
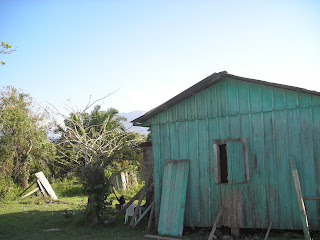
[19,181,36,197]
[37,180,48,197]
[290,157,311,240]
[21,187,39,198]
[144,234,183,240]
[208,207,223,240]
[35,171,57,199]
[105,182,154,225]
[158,160,190,237]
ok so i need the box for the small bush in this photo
[0,177,23,202]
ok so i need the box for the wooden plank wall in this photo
[150,77,320,230]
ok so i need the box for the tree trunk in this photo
[21,177,29,188]
[18,164,29,188]
[87,195,99,224]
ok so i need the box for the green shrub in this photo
[52,177,84,197]
[0,176,15,202]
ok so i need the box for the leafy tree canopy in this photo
[0,86,56,190]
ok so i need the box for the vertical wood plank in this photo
[177,100,187,122]
[261,85,273,112]
[207,85,218,118]
[274,88,286,110]
[263,112,279,228]
[209,117,221,226]
[169,122,179,160]
[311,95,320,106]
[312,106,320,221]
[286,90,298,109]
[188,120,200,225]
[186,96,197,120]
[198,119,211,226]
[251,113,267,228]
[196,88,207,119]
[299,107,318,228]
[238,81,250,114]
[249,83,262,113]
[217,80,228,117]
[286,109,302,228]
[226,78,239,116]
[274,111,291,228]
[151,124,161,222]
[298,92,311,108]
[290,157,311,240]
[158,160,190,237]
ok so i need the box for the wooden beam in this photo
[264,222,272,240]
[129,175,151,227]
[144,234,182,240]
[147,203,155,231]
[304,197,320,200]
[21,187,39,198]
[19,181,36,197]
[35,171,57,199]
[290,157,311,240]
[37,180,48,197]
[208,207,223,240]
[133,200,154,228]
[105,182,154,225]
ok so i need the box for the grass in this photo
[0,179,318,240]
[0,178,152,240]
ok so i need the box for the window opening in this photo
[213,138,249,184]
[219,144,228,183]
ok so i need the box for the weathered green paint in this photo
[158,160,190,237]
[145,77,320,230]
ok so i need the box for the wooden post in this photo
[264,221,272,240]
[290,157,311,240]
[208,207,223,240]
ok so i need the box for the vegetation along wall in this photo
[143,77,320,230]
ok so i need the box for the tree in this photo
[53,99,142,224]
[0,42,16,65]
[0,86,56,189]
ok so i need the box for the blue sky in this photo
[1,0,320,113]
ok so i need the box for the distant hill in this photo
[119,110,149,135]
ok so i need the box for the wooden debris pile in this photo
[20,171,58,199]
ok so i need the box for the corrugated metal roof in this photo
[132,71,320,124]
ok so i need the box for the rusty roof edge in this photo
[132,71,320,124]
[132,71,227,123]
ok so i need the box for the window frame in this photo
[213,138,249,184]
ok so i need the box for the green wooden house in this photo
[132,71,320,231]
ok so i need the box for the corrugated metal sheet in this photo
[158,160,190,237]
[150,77,320,230]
